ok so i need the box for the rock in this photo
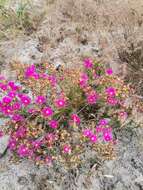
[0,135,9,155]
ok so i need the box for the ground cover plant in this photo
[0,59,133,168]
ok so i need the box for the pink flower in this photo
[17,144,29,157]
[99,119,108,126]
[8,81,20,91]
[16,127,27,138]
[119,111,128,119]
[107,97,118,105]
[12,102,22,110]
[83,58,93,69]
[45,133,55,142]
[83,129,92,137]
[106,87,116,97]
[103,132,112,142]
[40,73,48,79]
[90,134,97,143]
[45,156,52,165]
[32,140,41,149]
[49,120,58,129]
[20,95,31,106]
[48,75,57,86]
[28,150,34,158]
[103,128,112,142]
[35,96,46,104]
[2,96,12,104]
[55,98,66,108]
[0,130,3,138]
[0,84,8,91]
[63,145,71,154]
[2,105,13,115]
[0,102,2,111]
[8,91,16,98]
[12,114,24,122]
[96,126,103,133]
[8,138,17,150]
[87,91,98,104]
[42,107,53,117]
[25,65,36,78]
[32,73,40,80]
[28,108,37,114]
[79,73,88,87]
[106,68,113,75]
[71,114,80,124]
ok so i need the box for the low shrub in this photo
[0,59,132,167]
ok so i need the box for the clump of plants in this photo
[0,59,132,168]
[0,0,44,39]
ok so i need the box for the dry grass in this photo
[0,0,45,40]
[39,0,143,93]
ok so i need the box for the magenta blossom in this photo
[107,97,118,106]
[106,68,113,75]
[55,98,66,108]
[63,145,71,154]
[35,96,46,104]
[39,73,48,79]
[0,101,2,106]
[90,134,97,143]
[83,129,92,137]
[28,150,35,159]
[87,91,98,104]
[103,128,113,142]
[32,140,41,149]
[99,119,108,126]
[12,102,22,110]
[0,83,8,91]
[2,96,12,104]
[0,130,3,138]
[8,91,16,98]
[49,120,58,129]
[48,75,57,86]
[25,64,36,78]
[8,81,20,91]
[8,138,17,150]
[32,73,40,80]
[42,107,53,117]
[71,114,80,124]
[119,111,128,119]
[16,127,27,138]
[28,108,37,114]
[20,95,31,106]
[12,114,24,122]
[45,156,52,165]
[106,87,116,97]
[2,105,13,115]
[83,58,93,69]
[79,73,88,87]
[96,126,103,133]
[17,144,29,157]
[45,133,55,142]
